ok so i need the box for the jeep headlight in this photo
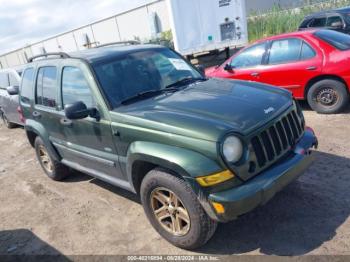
[222,136,243,163]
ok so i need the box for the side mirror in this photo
[196,64,205,75]
[331,21,343,29]
[65,101,100,121]
[7,86,19,95]
[224,64,234,71]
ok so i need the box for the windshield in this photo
[314,29,350,50]
[93,48,203,108]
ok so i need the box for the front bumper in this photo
[207,129,317,222]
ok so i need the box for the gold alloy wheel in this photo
[150,187,190,236]
[38,145,53,173]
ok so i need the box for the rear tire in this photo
[34,136,69,181]
[307,79,349,114]
[140,168,217,250]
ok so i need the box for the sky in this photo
[0,0,152,54]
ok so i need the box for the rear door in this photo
[216,42,267,81]
[257,38,323,99]
[33,65,63,141]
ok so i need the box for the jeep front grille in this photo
[250,109,305,169]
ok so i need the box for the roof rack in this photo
[96,40,140,48]
[28,52,71,63]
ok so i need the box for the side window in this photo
[0,73,9,88]
[20,68,34,104]
[268,38,302,64]
[61,67,94,108]
[309,17,327,27]
[9,73,19,86]
[301,42,316,60]
[36,67,57,108]
[326,16,343,27]
[230,43,266,68]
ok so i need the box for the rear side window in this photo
[61,67,94,108]
[36,67,57,108]
[20,68,34,104]
[0,73,9,88]
[299,18,312,29]
[314,29,350,50]
[300,42,316,59]
[269,38,302,64]
[309,17,327,27]
[268,38,316,64]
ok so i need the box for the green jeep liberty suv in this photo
[19,43,318,249]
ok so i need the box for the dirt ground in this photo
[0,103,350,257]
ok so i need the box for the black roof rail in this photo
[28,52,71,63]
[96,40,140,48]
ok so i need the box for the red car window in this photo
[268,38,302,64]
[230,43,266,69]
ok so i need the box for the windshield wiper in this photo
[120,88,179,105]
[165,76,207,89]
[119,77,207,106]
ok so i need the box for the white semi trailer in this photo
[0,0,249,68]
[166,0,248,57]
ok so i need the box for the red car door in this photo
[257,37,323,99]
[212,42,267,81]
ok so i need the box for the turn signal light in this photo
[196,170,234,187]
[212,202,225,214]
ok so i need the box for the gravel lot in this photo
[0,103,350,256]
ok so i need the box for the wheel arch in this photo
[25,119,61,161]
[304,74,349,98]
[126,141,222,194]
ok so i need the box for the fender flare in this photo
[25,119,61,161]
[126,141,222,191]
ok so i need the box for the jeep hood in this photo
[113,79,293,141]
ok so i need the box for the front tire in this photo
[34,136,69,181]
[140,168,217,249]
[307,79,349,114]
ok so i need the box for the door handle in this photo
[60,118,73,127]
[32,111,41,119]
[306,66,317,71]
[251,72,259,77]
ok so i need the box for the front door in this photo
[216,42,267,82]
[41,64,124,182]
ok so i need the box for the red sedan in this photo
[206,29,350,114]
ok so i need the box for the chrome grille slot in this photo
[291,110,302,134]
[287,113,299,140]
[249,109,304,171]
[251,137,266,167]
[282,117,293,146]
[261,131,274,161]
[269,126,282,155]
[276,121,288,150]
